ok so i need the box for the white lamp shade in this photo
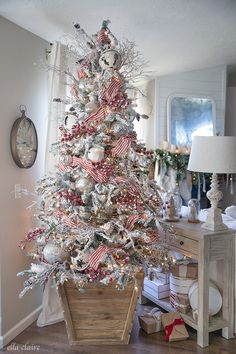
[188,136,236,174]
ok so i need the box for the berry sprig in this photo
[58,189,84,206]
[116,191,144,212]
[93,160,115,177]
[60,123,96,142]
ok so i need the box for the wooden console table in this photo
[142,219,235,347]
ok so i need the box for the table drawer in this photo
[170,234,198,258]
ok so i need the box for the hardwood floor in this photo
[2,304,236,354]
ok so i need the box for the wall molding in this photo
[0,305,42,349]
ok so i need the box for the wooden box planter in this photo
[58,272,144,345]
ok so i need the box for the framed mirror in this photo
[167,94,216,147]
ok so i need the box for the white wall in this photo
[155,65,227,146]
[0,16,48,347]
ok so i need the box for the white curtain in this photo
[133,79,156,149]
[44,41,67,174]
[38,42,66,327]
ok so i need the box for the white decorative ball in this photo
[75,177,95,193]
[70,249,89,271]
[99,49,122,70]
[85,102,98,114]
[43,242,68,264]
[88,146,104,163]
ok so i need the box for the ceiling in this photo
[1,0,236,77]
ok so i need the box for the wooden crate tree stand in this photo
[58,272,144,345]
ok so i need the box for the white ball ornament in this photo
[43,242,68,264]
[88,146,104,163]
[75,177,95,193]
[99,49,122,70]
[85,102,98,114]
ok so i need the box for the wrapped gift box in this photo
[147,267,170,284]
[171,263,198,279]
[170,292,190,314]
[162,312,189,342]
[138,307,163,334]
[143,277,170,299]
[170,290,189,306]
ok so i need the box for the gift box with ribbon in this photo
[170,291,190,314]
[138,307,163,334]
[171,263,198,279]
[161,312,189,342]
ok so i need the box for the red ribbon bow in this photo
[164,318,184,342]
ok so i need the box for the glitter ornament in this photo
[88,146,105,163]
[110,121,127,137]
[43,242,68,264]
[75,177,95,193]
[99,49,122,70]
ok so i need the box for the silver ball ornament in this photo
[88,146,104,163]
[75,177,95,193]
[43,242,68,264]
[111,121,127,137]
[85,102,98,114]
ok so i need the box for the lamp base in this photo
[202,207,228,232]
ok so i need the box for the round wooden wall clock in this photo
[10,105,38,168]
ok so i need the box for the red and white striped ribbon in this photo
[104,77,122,102]
[71,157,108,183]
[84,106,106,125]
[113,176,128,184]
[112,176,140,196]
[88,244,109,270]
[125,214,140,231]
[111,136,132,157]
[58,163,72,173]
[55,210,77,228]
[146,230,158,244]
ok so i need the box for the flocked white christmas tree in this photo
[18,20,173,297]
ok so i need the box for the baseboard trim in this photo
[0,305,42,349]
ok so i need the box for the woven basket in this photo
[58,271,144,345]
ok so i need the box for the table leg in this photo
[222,235,234,339]
[197,238,210,347]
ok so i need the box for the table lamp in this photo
[187,136,236,231]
